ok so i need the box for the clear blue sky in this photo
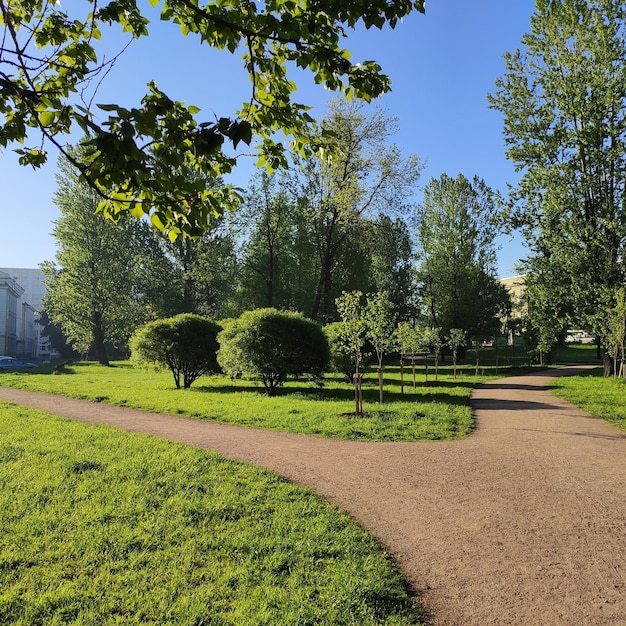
[0,1,535,276]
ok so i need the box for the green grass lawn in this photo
[0,404,426,625]
[0,360,519,441]
[552,343,602,364]
[546,366,626,432]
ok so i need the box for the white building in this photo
[0,271,25,356]
[0,268,49,358]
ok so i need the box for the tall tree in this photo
[291,99,422,322]
[1,0,425,235]
[489,0,626,365]
[237,173,316,313]
[42,154,144,365]
[415,174,510,344]
[132,169,240,320]
[369,214,417,322]
[163,222,239,319]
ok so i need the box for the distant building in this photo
[499,275,527,320]
[0,268,50,359]
[0,271,24,356]
[499,275,527,345]
[0,268,47,310]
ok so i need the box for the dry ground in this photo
[1,365,625,625]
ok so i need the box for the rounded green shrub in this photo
[130,314,221,389]
[218,308,329,395]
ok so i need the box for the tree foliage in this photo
[130,314,221,388]
[369,215,417,321]
[334,290,368,414]
[394,321,421,392]
[134,205,239,320]
[290,99,423,321]
[236,172,315,312]
[489,0,626,356]
[324,321,369,383]
[420,326,443,381]
[1,0,425,236]
[415,173,510,343]
[447,327,466,378]
[365,291,396,403]
[217,308,329,395]
[42,152,144,365]
[606,287,626,377]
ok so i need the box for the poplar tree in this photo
[292,99,422,321]
[42,154,143,365]
[415,173,509,345]
[489,0,626,368]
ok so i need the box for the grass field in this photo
[546,367,626,432]
[0,360,521,441]
[0,404,426,625]
[552,343,602,364]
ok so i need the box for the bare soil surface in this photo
[2,366,626,625]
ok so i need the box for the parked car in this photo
[0,357,37,369]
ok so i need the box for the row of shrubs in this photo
[130,310,331,395]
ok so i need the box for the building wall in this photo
[0,271,24,356]
[0,268,47,358]
[18,302,37,358]
[0,268,46,310]
[499,275,527,319]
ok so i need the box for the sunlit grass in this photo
[0,360,518,441]
[546,366,626,432]
[0,404,426,625]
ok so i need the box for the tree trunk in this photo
[311,254,333,321]
[353,373,363,416]
[92,311,109,366]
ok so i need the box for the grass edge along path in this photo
[0,403,427,626]
[546,366,626,433]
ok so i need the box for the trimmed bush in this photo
[218,308,329,395]
[130,314,221,389]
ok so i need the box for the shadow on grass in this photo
[10,363,78,375]
[192,380,472,407]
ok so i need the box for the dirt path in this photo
[1,366,626,625]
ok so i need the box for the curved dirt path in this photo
[1,366,626,625]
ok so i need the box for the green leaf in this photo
[38,111,56,127]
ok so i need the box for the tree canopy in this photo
[414,173,510,344]
[130,314,221,388]
[489,0,626,360]
[1,0,425,237]
[289,99,422,320]
[42,151,145,365]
